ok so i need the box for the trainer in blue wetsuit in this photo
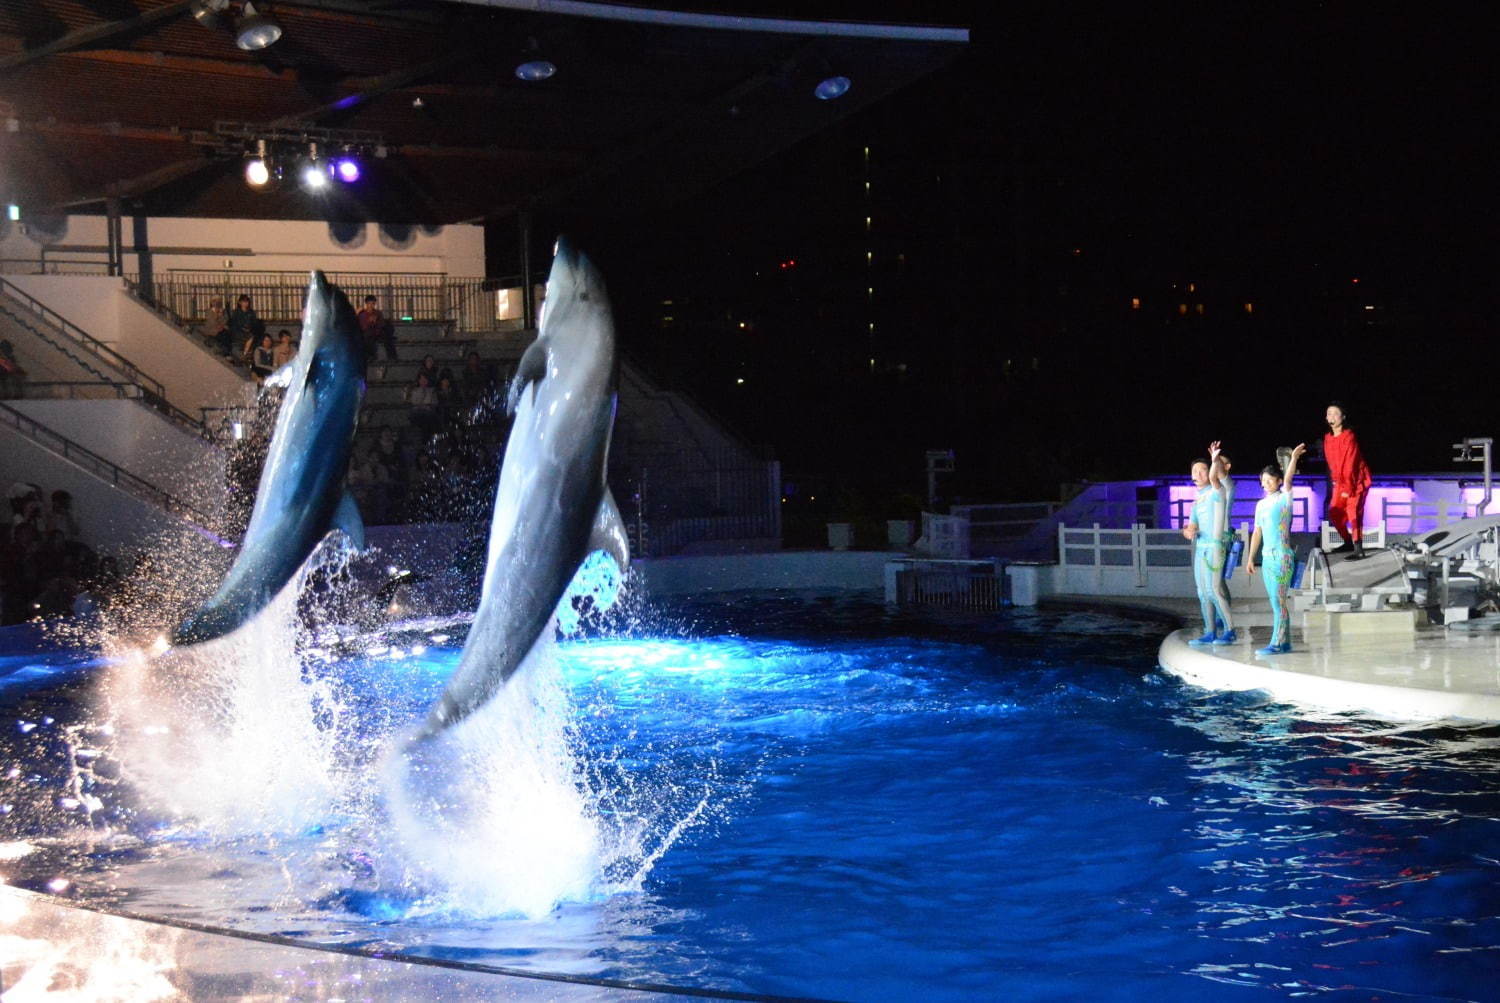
[1184,442,1235,645]
[1247,443,1306,656]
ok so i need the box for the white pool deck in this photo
[1159,624,1500,721]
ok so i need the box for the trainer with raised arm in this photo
[1184,441,1236,646]
[1247,442,1306,656]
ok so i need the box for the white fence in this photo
[1056,523,1240,597]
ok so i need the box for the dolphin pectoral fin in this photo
[332,489,366,550]
[506,338,548,414]
[263,361,296,390]
[590,488,630,573]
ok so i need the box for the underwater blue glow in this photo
[515,59,557,82]
[2,597,1498,999]
[814,75,851,100]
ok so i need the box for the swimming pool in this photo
[2,592,1497,1000]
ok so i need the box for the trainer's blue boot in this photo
[1213,630,1238,645]
[1187,632,1217,646]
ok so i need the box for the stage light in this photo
[245,158,270,187]
[301,161,329,191]
[235,1,282,51]
[189,0,229,30]
[333,157,361,183]
[814,75,851,100]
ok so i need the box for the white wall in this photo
[8,400,223,503]
[2,215,486,276]
[0,422,221,562]
[2,274,254,413]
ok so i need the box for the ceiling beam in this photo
[269,50,472,127]
[14,118,581,164]
[0,1,193,74]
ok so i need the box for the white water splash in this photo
[382,633,599,918]
[99,583,343,835]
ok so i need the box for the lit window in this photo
[1130,297,1141,310]
[1187,282,1196,293]
[1243,302,1253,314]
[1178,303,1188,316]
[866,251,873,263]
[1195,303,1204,315]
[1363,304,1375,311]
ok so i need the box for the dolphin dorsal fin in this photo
[590,488,630,573]
[332,489,365,550]
[506,338,548,415]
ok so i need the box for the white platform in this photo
[1159,625,1500,721]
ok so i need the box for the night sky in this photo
[568,8,1492,509]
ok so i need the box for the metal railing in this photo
[0,256,113,276]
[0,276,205,435]
[952,502,1061,543]
[620,461,781,557]
[918,512,970,558]
[1378,499,1471,536]
[11,380,147,401]
[139,270,524,333]
[894,559,1007,611]
[0,401,217,530]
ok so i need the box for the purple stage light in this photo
[334,157,361,183]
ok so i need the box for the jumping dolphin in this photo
[171,271,367,646]
[415,237,627,740]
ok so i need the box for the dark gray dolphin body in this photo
[171,271,366,646]
[416,237,627,740]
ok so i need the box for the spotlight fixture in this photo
[244,139,272,187]
[302,161,328,191]
[813,74,851,100]
[333,157,361,183]
[245,158,270,187]
[235,1,283,51]
[514,37,556,81]
[189,0,230,30]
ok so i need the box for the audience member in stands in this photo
[414,354,441,389]
[272,329,297,369]
[205,298,232,358]
[459,350,495,408]
[358,295,398,361]
[45,490,79,540]
[230,295,263,363]
[0,338,25,398]
[250,334,277,382]
[407,370,439,436]
[436,374,459,425]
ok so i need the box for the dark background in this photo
[499,7,1492,510]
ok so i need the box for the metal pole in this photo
[105,198,122,276]
[518,211,535,331]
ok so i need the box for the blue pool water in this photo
[2,593,1498,1000]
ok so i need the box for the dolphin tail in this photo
[332,489,366,550]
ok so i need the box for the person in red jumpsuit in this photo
[1323,402,1371,559]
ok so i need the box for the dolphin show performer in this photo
[1183,441,1236,646]
[1323,401,1371,560]
[1246,442,1306,656]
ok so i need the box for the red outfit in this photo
[1324,428,1371,542]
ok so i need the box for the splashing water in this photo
[21,530,719,927]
